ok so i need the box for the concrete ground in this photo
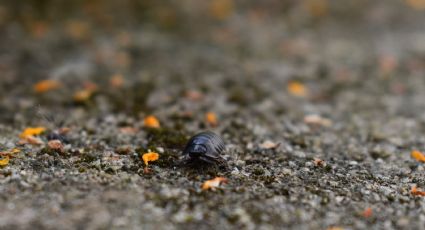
[1,1,425,229]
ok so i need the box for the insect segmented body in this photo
[183,131,225,164]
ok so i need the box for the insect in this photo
[183,131,225,164]
[47,132,69,144]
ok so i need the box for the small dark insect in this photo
[183,131,225,164]
[47,132,69,144]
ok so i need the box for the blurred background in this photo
[0,0,425,123]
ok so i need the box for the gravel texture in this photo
[1,1,425,229]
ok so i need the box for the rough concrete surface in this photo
[1,1,425,229]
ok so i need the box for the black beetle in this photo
[183,131,225,164]
[47,131,69,144]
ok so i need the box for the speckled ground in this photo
[1,1,425,229]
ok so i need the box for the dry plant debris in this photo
[202,177,228,191]
[411,186,425,196]
[304,114,332,127]
[19,127,46,145]
[259,140,280,149]
[0,148,21,158]
[47,140,64,153]
[313,158,326,167]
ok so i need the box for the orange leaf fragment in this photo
[405,0,425,10]
[202,177,228,191]
[411,150,425,163]
[142,152,159,166]
[143,116,160,128]
[20,127,46,139]
[411,186,425,196]
[287,81,308,97]
[110,74,124,88]
[33,80,61,93]
[0,156,10,167]
[205,112,218,127]
[362,207,373,218]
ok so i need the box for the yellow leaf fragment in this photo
[20,127,46,139]
[10,148,21,154]
[143,116,160,128]
[142,152,159,166]
[327,227,344,230]
[202,177,228,191]
[1,148,21,158]
[287,81,308,97]
[411,150,425,163]
[33,80,61,93]
[73,89,93,102]
[0,156,9,166]
[205,112,218,127]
